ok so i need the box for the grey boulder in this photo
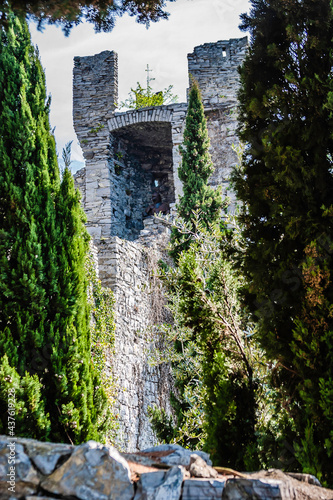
[189,454,218,479]
[41,440,134,500]
[15,437,73,475]
[0,439,39,498]
[134,465,184,500]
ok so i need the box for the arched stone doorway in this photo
[109,120,174,240]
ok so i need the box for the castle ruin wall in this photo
[188,37,248,209]
[73,37,247,451]
[96,235,172,451]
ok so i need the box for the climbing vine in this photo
[85,251,118,440]
[145,248,172,326]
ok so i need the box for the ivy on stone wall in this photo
[85,253,118,439]
[145,247,172,326]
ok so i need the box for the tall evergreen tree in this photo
[233,0,333,483]
[152,221,260,469]
[0,14,110,443]
[170,80,223,260]
[172,230,258,470]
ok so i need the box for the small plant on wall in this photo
[115,151,124,160]
[120,64,178,110]
[114,164,122,176]
[89,123,105,134]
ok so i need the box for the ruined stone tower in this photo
[73,37,247,451]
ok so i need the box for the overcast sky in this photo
[29,0,250,171]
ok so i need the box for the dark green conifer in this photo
[170,80,223,260]
[233,0,333,483]
[0,14,109,443]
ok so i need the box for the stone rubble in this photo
[189,454,218,479]
[40,441,134,500]
[140,444,212,467]
[133,467,184,500]
[1,436,333,500]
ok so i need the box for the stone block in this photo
[222,478,282,500]
[41,440,134,500]
[26,497,56,500]
[18,439,73,476]
[134,466,184,500]
[142,444,212,467]
[87,226,102,239]
[189,454,218,479]
[182,478,226,499]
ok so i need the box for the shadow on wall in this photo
[109,121,175,241]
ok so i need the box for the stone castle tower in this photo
[73,37,247,451]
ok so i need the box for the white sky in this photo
[29,0,250,170]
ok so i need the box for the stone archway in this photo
[106,105,187,241]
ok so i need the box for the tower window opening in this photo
[222,48,227,57]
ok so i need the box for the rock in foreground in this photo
[1,435,333,499]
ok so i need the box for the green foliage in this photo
[62,141,73,170]
[253,397,298,472]
[169,339,206,450]
[0,14,111,444]
[150,216,305,471]
[148,310,207,449]
[89,123,105,134]
[86,252,118,440]
[294,423,325,483]
[0,355,51,438]
[289,242,333,483]
[120,80,177,110]
[170,80,224,260]
[234,0,333,484]
[170,227,257,468]
[1,0,174,34]
[202,351,257,468]
[151,220,260,468]
[148,405,175,443]
[115,164,122,176]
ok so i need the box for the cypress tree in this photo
[0,14,110,443]
[233,0,333,483]
[170,80,223,260]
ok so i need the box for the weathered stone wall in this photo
[91,234,172,451]
[138,214,173,248]
[73,38,247,452]
[75,170,173,451]
[73,51,118,240]
[206,106,239,210]
[107,104,187,240]
[188,37,248,210]
[188,38,247,106]
[73,50,118,127]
